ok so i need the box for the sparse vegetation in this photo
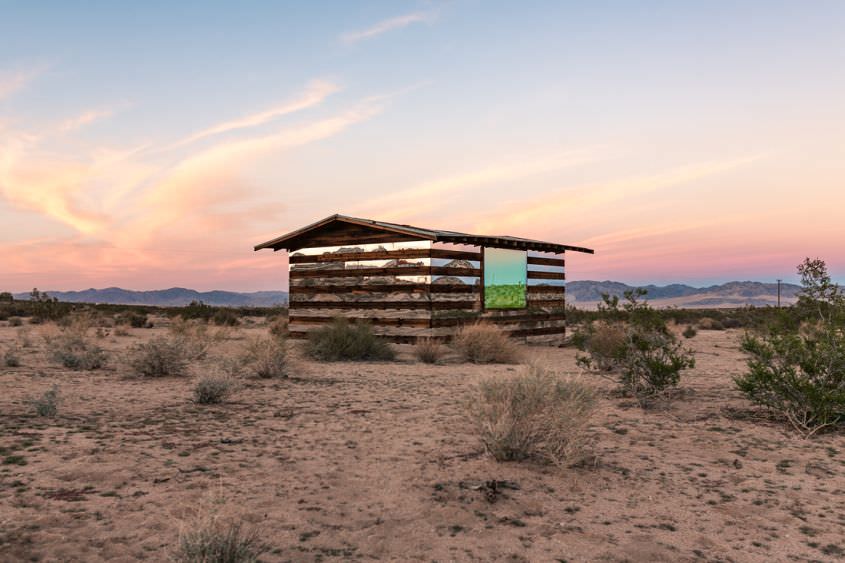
[736,258,845,436]
[193,375,237,404]
[452,323,521,364]
[3,346,21,367]
[175,517,264,563]
[47,333,107,370]
[576,290,695,405]
[305,318,395,362]
[212,308,241,326]
[415,338,445,364]
[8,316,22,327]
[242,335,287,378]
[469,365,596,465]
[30,385,60,417]
[129,336,190,377]
[682,325,697,339]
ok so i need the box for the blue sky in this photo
[1,1,844,290]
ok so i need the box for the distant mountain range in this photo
[566,280,802,308]
[12,287,288,307]
[11,281,802,309]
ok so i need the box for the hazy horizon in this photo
[3,2,844,292]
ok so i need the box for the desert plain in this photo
[1,319,844,562]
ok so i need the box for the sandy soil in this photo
[1,320,844,562]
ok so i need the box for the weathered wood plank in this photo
[289,301,474,311]
[289,248,432,264]
[527,271,566,280]
[289,316,431,328]
[527,256,565,267]
[290,266,480,279]
[289,308,432,319]
[527,285,565,294]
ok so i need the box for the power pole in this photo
[777,279,782,308]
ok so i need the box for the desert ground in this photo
[1,319,844,562]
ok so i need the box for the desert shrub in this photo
[8,316,22,327]
[242,336,287,378]
[268,315,288,339]
[736,258,845,436]
[193,375,237,404]
[469,366,596,465]
[17,328,32,348]
[305,318,395,362]
[47,333,107,370]
[572,321,627,370]
[212,309,240,327]
[698,317,725,331]
[129,336,190,377]
[120,312,149,328]
[175,518,263,563]
[722,317,742,329]
[169,318,225,360]
[4,346,21,367]
[452,323,521,364]
[415,338,444,364]
[577,290,695,404]
[682,325,697,339]
[30,385,60,417]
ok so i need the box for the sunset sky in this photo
[2,1,844,292]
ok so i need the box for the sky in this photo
[1,0,844,292]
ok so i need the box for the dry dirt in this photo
[1,320,844,562]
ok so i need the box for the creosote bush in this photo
[575,290,695,405]
[469,365,596,465]
[305,318,395,362]
[452,323,521,364]
[175,515,264,563]
[30,385,60,417]
[682,325,697,339]
[193,375,237,404]
[242,335,287,378]
[415,337,444,364]
[129,336,190,377]
[736,258,845,436]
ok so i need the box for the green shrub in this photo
[129,336,190,377]
[305,318,395,361]
[577,290,695,405]
[469,366,596,465]
[193,375,237,404]
[682,325,697,339]
[48,334,106,370]
[175,519,263,563]
[212,309,240,327]
[736,258,845,436]
[452,323,521,364]
[415,338,444,364]
[30,385,60,417]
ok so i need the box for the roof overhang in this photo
[254,214,594,254]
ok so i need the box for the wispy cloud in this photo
[340,10,436,44]
[0,67,42,101]
[59,106,118,132]
[168,80,340,149]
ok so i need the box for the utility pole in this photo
[777,279,782,308]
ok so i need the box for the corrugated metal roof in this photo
[254,214,594,254]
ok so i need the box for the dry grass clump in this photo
[30,385,60,417]
[169,318,229,360]
[268,315,288,339]
[305,318,395,362]
[452,323,521,364]
[129,336,190,377]
[8,316,22,327]
[47,333,107,370]
[468,365,596,465]
[682,325,698,339]
[175,516,263,563]
[575,321,627,371]
[415,337,444,364]
[242,335,287,378]
[698,317,725,331]
[193,375,237,404]
[3,346,21,367]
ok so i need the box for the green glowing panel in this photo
[484,248,527,309]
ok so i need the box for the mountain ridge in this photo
[11,287,288,307]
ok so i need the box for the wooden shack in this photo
[254,214,593,344]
